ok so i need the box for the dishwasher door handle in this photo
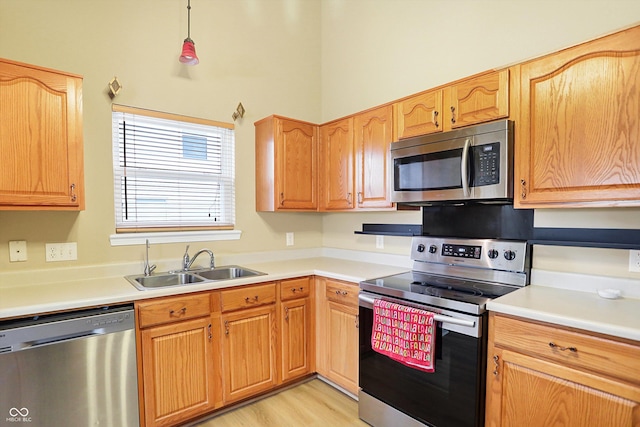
[10,330,104,352]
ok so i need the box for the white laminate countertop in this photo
[0,257,408,320]
[2,254,639,344]
[487,285,640,342]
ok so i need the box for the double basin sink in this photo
[126,265,266,291]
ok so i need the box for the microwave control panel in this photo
[472,142,500,186]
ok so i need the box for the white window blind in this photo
[112,106,235,232]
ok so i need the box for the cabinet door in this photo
[280,297,312,382]
[326,300,359,395]
[516,25,640,207]
[319,118,355,210]
[394,89,443,139]
[447,69,509,129]
[0,58,84,210]
[354,105,395,209]
[140,317,215,427]
[222,304,277,403]
[491,349,640,427]
[276,118,318,210]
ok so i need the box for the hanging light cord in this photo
[186,0,192,41]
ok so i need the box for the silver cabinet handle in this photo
[169,307,186,316]
[245,296,259,303]
[224,320,229,335]
[493,355,500,376]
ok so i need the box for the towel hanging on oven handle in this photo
[358,293,476,328]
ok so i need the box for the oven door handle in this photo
[358,293,476,328]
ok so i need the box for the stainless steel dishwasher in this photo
[0,304,139,426]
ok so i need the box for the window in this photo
[112,105,235,232]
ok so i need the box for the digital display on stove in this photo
[442,244,481,259]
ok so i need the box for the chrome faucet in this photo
[182,245,215,271]
[143,239,156,276]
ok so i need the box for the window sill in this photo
[110,229,242,246]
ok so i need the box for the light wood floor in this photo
[193,379,369,427]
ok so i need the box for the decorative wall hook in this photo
[108,76,122,98]
[232,102,245,121]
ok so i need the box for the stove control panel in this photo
[411,236,529,273]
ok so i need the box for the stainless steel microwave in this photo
[390,119,514,205]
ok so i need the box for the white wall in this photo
[320,0,640,278]
[0,0,639,281]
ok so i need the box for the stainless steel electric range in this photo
[358,235,531,427]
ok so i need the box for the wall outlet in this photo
[9,240,28,262]
[376,235,384,249]
[630,249,640,272]
[46,242,78,262]
[286,232,294,246]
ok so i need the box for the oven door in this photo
[358,292,487,427]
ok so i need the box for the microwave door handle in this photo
[461,138,471,197]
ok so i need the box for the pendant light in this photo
[179,0,199,65]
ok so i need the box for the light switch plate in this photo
[46,242,78,262]
[286,232,294,246]
[9,240,27,262]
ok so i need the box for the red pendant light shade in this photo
[180,38,199,65]
[179,0,199,65]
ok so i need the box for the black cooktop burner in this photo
[360,270,522,314]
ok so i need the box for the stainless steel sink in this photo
[126,265,265,291]
[192,265,265,281]
[126,272,205,291]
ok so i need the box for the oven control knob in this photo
[416,244,426,253]
[428,245,438,254]
[488,249,499,259]
[504,250,517,261]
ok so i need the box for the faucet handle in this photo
[182,245,191,270]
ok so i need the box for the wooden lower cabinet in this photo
[486,313,640,427]
[220,286,278,404]
[134,276,325,426]
[137,293,218,427]
[316,277,359,395]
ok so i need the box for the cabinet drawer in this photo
[221,282,276,312]
[137,293,211,328]
[493,315,640,384]
[325,281,358,307]
[280,277,311,301]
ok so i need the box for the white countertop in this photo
[0,256,408,320]
[2,252,639,344]
[488,283,640,343]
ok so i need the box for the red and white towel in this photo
[371,299,436,373]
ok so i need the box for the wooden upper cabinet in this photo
[394,88,443,139]
[515,25,640,207]
[0,58,84,210]
[319,117,355,210]
[319,108,394,211]
[447,68,509,129]
[354,105,394,209]
[255,115,318,211]
[394,69,509,140]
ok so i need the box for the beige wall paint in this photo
[0,0,639,280]
[0,0,323,272]
[319,1,640,278]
